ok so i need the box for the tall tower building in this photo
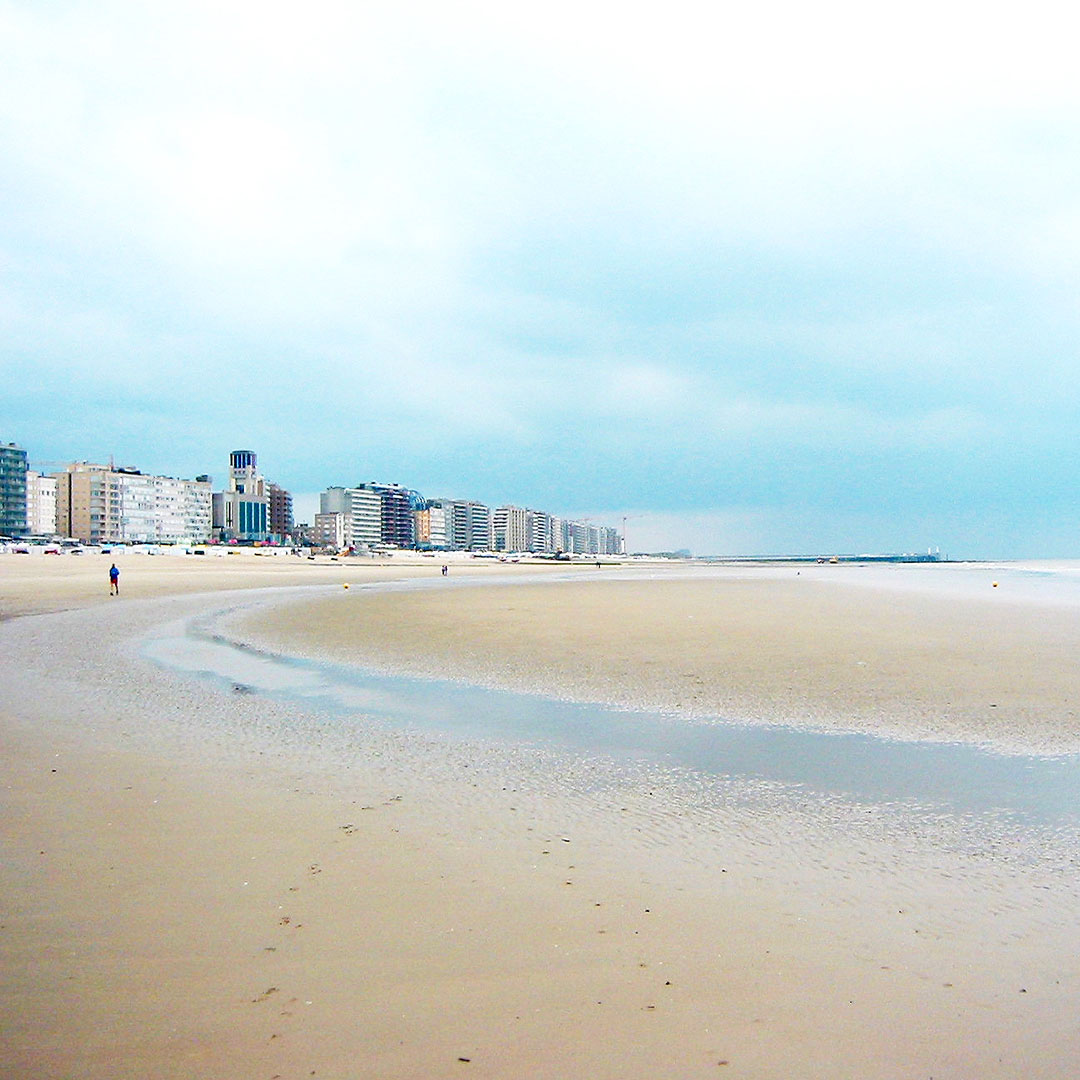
[213,450,269,541]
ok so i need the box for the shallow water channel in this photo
[142,609,1080,830]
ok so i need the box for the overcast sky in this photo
[2,3,1078,556]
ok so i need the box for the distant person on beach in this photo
[441,564,448,576]
[109,563,119,595]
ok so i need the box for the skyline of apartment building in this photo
[490,505,622,556]
[5,436,624,553]
[52,461,212,544]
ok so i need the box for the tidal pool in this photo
[143,608,1080,829]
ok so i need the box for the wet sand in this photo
[3,554,1080,1078]
[241,562,1080,755]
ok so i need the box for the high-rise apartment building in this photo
[414,502,449,549]
[0,442,29,536]
[118,471,212,543]
[549,516,567,554]
[493,505,529,552]
[526,509,553,553]
[423,499,460,550]
[54,462,122,543]
[600,526,623,555]
[25,470,58,536]
[320,486,382,549]
[448,500,492,551]
[568,521,589,555]
[54,462,211,544]
[267,483,294,540]
[371,483,416,548]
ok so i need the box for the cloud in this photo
[3,2,1080,556]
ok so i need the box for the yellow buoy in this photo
[343,583,350,589]
[992,581,998,588]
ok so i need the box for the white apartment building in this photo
[320,486,382,549]
[313,511,347,550]
[601,526,623,555]
[446,500,491,551]
[527,509,552,553]
[549,516,566,553]
[53,462,211,544]
[493,505,529,552]
[568,521,589,554]
[25,470,58,536]
[120,471,212,543]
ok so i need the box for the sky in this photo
[2,2,1079,557]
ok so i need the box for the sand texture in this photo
[241,564,1080,754]
[3,554,1080,1078]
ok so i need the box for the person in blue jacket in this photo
[109,563,120,596]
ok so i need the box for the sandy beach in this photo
[3,553,1080,1078]
[239,561,1080,755]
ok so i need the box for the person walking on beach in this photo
[109,563,120,596]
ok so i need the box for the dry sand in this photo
[0,547,530,621]
[3,553,1080,1078]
